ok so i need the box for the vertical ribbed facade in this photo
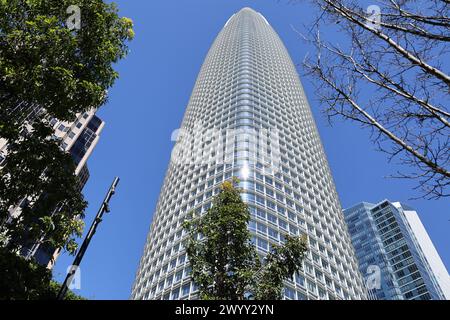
[131,7,366,300]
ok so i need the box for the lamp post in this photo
[57,177,120,300]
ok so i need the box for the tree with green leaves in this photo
[0,0,133,299]
[1,0,134,121]
[183,178,308,300]
[0,121,86,255]
[253,235,308,300]
[0,247,85,300]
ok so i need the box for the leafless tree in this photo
[294,0,449,199]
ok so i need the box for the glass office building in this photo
[131,7,367,300]
[344,200,450,300]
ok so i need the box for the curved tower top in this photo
[132,7,367,300]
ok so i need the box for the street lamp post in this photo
[57,177,120,300]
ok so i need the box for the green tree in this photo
[0,247,85,300]
[0,121,86,255]
[0,0,133,247]
[0,0,133,299]
[183,178,308,300]
[183,179,258,300]
[254,235,308,300]
[0,0,134,121]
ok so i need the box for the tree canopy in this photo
[0,246,85,300]
[0,0,133,254]
[0,0,133,299]
[0,0,134,120]
[183,178,308,300]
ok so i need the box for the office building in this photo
[0,106,104,268]
[132,7,367,300]
[344,200,450,300]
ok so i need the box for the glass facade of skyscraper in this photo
[344,200,450,300]
[344,203,403,300]
[131,7,367,300]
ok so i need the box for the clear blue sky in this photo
[53,0,449,300]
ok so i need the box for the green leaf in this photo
[183,179,308,300]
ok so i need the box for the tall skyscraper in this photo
[0,107,104,268]
[132,7,367,300]
[344,200,450,300]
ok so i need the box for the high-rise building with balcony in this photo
[0,106,105,268]
[131,7,367,300]
[344,200,450,300]
[29,110,105,267]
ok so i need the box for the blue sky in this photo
[52,0,449,300]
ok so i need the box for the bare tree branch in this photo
[297,0,450,198]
